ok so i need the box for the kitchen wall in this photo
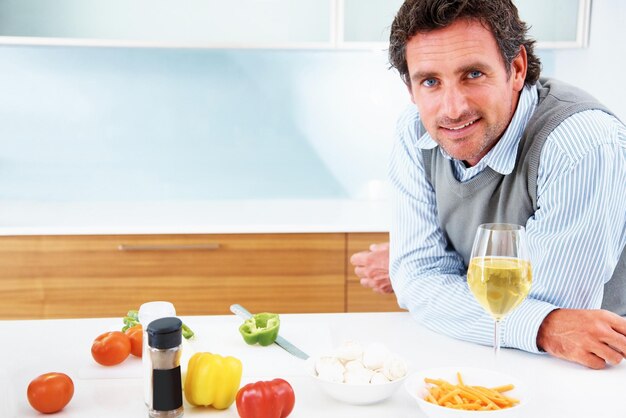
[547,0,626,121]
[0,0,623,204]
[0,46,411,202]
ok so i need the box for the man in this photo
[380,0,626,369]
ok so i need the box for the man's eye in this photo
[468,70,483,79]
[422,79,437,87]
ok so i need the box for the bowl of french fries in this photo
[405,367,529,417]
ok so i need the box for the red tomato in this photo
[91,331,131,366]
[27,372,74,414]
[236,378,295,418]
[125,324,143,357]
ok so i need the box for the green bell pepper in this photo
[239,313,280,346]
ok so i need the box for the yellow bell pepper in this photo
[184,352,243,409]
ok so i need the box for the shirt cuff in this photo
[502,299,559,354]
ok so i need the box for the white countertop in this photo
[1,312,624,417]
[0,199,390,235]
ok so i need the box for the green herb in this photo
[122,310,140,332]
[121,309,195,339]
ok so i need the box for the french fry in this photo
[425,393,438,404]
[438,388,461,405]
[456,371,464,386]
[422,372,520,411]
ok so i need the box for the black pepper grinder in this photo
[146,317,184,418]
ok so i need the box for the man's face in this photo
[405,18,527,166]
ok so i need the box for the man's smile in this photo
[439,117,482,139]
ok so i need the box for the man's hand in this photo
[349,242,393,294]
[537,309,626,369]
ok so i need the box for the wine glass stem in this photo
[494,320,501,358]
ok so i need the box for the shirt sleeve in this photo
[506,110,626,352]
[389,109,626,353]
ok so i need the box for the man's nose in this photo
[441,84,469,120]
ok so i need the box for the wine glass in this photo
[467,223,532,357]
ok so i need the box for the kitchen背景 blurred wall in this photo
[0,0,623,204]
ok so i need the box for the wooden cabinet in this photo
[0,233,345,319]
[0,231,402,319]
[345,232,403,312]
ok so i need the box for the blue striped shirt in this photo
[389,84,626,353]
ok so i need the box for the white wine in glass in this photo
[467,223,532,357]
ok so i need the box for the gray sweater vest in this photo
[421,78,626,316]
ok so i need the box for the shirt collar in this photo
[415,84,538,175]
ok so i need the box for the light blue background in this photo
[1,47,360,201]
[0,46,556,202]
[2,1,625,206]
[21,30,626,205]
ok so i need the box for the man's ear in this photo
[511,45,527,92]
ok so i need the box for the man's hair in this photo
[389,0,541,87]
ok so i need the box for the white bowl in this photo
[306,357,408,405]
[405,366,530,418]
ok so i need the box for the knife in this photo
[230,304,309,360]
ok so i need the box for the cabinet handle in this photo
[117,243,220,252]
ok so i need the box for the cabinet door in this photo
[517,0,591,48]
[339,0,590,49]
[339,0,404,47]
[346,232,402,312]
[0,233,345,319]
[0,0,333,48]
